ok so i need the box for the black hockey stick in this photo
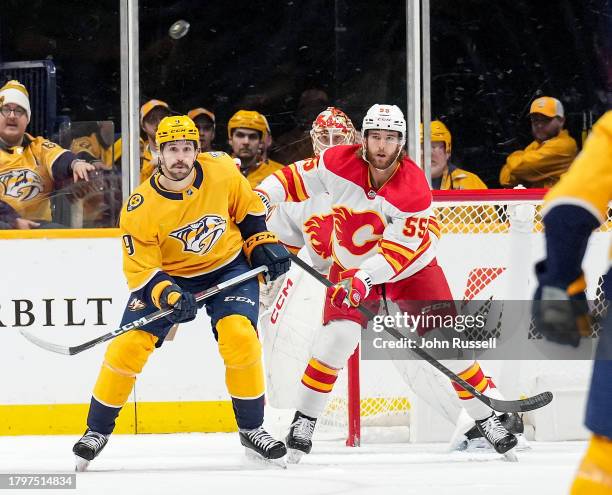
[20,265,268,356]
[289,253,552,413]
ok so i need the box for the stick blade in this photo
[19,329,73,355]
[488,391,553,413]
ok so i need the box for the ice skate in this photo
[72,429,109,472]
[475,413,518,456]
[240,426,287,468]
[285,411,317,464]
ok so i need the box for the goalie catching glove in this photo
[243,231,291,282]
[330,270,373,308]
[533,261,592,347]
[152,282,198,324]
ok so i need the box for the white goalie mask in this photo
[310,107,356,156]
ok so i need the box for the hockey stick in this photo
[289,253,552,413]
[20,265,268,356]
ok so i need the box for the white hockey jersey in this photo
[266,158,334,276]
[256,145,441,284]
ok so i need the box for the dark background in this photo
[0,0,610,186]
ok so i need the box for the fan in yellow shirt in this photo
[500,97,577,188]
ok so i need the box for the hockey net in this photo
[263,189,610,445]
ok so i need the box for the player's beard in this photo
[365,145,400,170]
[162,159,194,181]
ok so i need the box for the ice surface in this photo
[0,434,585,495]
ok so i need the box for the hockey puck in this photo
[169,20,190,40]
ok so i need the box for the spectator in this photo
[425,120,487,190]
[0,80,95,229]
[499,97,577,188]
[139,99,172,182]
[269,89,329,164]
[227,110,284,187]
[70,121,117,168]
[69,121,123,228]
[188,107,215,152]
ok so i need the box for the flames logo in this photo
[333,206,385,255]
[169,214,227,254]
[0,169,43,201]
[304,213,334,259]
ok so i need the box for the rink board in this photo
[0,227,609,436]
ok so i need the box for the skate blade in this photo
[74,455,90,472]
[503,449,519,462]
[448,434,469,452]
[514,434,532,452]
[244,447,287,469]
[286,448,306,464]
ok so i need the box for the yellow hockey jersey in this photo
[0,134,72,221]
[120,151,266,291]
[245,158,284,188]
[543,111,612,247]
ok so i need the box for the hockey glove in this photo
[330,270,373,308]
[244,231,291,282]
[533,261,592,347]
[158,284,198,324]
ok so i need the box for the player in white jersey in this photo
[256,104,519,461]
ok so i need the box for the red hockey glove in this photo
[330,270,373,308]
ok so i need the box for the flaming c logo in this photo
[333,206,385,255]
[304,213,334,259]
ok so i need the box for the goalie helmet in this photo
[361,104,406,145]
[310,107,356,155]
[155,115,199,148]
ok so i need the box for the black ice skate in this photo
[239,426,287,467]
[285,411,317,464]
[466,412,524,441]
[72,429,109,471]
[475,413,518,455]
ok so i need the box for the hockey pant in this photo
[86,316,265,434]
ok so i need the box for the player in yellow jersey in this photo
[533,111,612,494]
[72,115,290,470]
[227,110,284,187]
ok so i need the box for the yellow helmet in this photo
[429,120,452,152]
[155,115,199,147]
[227,110,268,139]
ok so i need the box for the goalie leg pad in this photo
[88,330,158,434]
[216,315,265,400]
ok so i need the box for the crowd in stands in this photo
[0,77,587,230]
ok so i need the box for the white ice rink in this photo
[0,433,585,495]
